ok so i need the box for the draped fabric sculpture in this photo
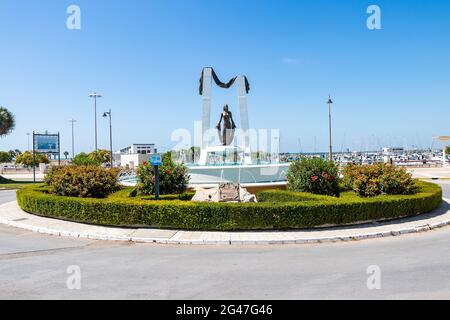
[199,68,250,96]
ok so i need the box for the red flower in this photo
[143,161,149,166]
[167,170,172,176]
[311,175,319,182]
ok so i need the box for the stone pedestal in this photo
[192,183,257,203]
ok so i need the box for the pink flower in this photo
[311,175,319,182]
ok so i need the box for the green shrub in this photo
[136,153,190,196]
[343,164,419,197]
[44,165,121,198]
[287,158,340,197]
[16,181,442,231]
[128,187,194,201]
[15,151,49,167]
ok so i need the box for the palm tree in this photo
[0,107,15,137]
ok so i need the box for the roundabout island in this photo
[13,180,442,236]
[0,180,443,245]
[6,150,444,244]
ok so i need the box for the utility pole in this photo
[69,119,77,159]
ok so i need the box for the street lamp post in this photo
[69,119,77,159]
[88,92,102,151]
[103,109,113,168]
[327,95,334,162]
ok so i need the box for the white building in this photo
[119,144,156,155]
[117,144,157,169]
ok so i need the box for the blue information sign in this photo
[150,154,162,166]
[34,134,59,154]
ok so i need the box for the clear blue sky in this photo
[0,0,449,154]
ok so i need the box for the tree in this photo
[0,107,15,137]
[88,149,111,165]
[64,151,69,159]
[8,149,21,160]
[446,146,450,156]
[15,151,49,167]
[72,150,111,166]
[72,152,100,166]
[0,151,13,163]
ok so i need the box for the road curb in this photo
[1,200,450,245]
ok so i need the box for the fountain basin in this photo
[187,163,290,188]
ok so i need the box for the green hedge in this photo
[16,181,442,231]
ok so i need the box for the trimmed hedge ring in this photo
[16,181,443,231]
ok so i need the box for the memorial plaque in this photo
[219,183,240,202]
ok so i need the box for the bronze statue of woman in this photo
[216,105,236,146]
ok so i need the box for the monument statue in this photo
[198,67,253,165]
[216,105,236,146]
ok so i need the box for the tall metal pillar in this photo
[199,68,213,165]
[201,68,213,149]
[237,76,252,164]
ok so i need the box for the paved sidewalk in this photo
[1,200,450,245]
[409,167,450,180]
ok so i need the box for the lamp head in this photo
[327,95,333,105]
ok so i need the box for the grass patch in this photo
[0,176,39,190]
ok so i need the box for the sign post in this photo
[150,154,162,200]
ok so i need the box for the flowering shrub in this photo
[136,153,190,196]
[287,158,340,197]
[45,165,121,198]
[342,163,419,198]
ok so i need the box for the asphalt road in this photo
[1,183,450,300]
